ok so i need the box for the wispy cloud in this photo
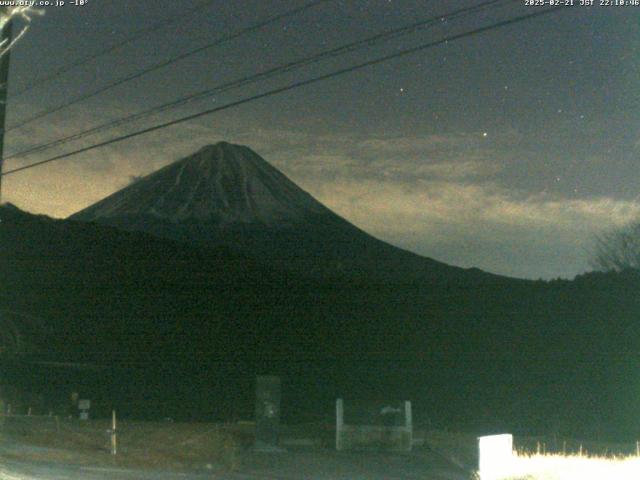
[258,129,640,278]
[3,117,637,279]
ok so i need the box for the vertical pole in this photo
[111,410,117,455]
[335,398,343,451]
[404,400,412,452]
[0,10,12,203]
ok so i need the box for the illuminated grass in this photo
[485,452,640,480]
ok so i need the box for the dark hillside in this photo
[2,204,639,439]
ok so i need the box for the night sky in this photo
[2,1,638,279]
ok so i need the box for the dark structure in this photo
[254,375,281,451]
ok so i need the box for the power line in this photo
[12,0,219,97]
[1,6,568,178]
[4,0,332,133]
[4,0,510,162]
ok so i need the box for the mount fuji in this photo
[70,141,492,282]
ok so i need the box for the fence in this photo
[335,398,412,452]
[0,412,61,438]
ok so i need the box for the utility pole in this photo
[0,8,12,204]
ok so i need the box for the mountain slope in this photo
[70,142,496,283]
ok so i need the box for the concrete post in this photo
[404,400,412,451]
[110,410,117,455]
[254,375,281,451]
[404,400,412,430]
[336,398,344,451]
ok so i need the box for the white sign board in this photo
[78,399,91,410]
[478,434,513,480]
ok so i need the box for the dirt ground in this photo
[0,416,247,472]
[1,416,631,479]
[0,416,474,479]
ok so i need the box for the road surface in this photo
[0,446,471,479]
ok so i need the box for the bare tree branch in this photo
[591,221,640,272]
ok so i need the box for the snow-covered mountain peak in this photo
[71,142,329,225]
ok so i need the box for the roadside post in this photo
[254,375,282,451]
[110,410,117,455]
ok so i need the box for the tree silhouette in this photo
[591,221,640,272]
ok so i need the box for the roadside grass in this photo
[0,416,249,472]
[423,429,640,480]
[501,452,640,480]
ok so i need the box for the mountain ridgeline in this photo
[0,142,638,439]
[70,142,494,283]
